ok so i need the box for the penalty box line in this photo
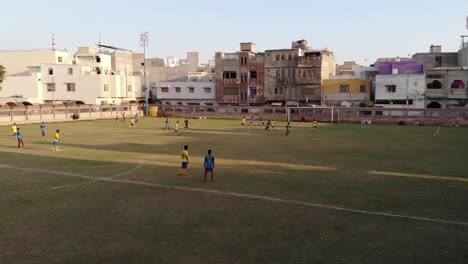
[1,163,468,227]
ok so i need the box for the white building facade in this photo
[375,74,426,108]
[374,61,426,109]
[153,72,216,105]
[0,47,143,105]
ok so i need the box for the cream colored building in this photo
[153,72,216,105]
[0,47,143,105]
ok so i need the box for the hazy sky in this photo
[1,0,467,65]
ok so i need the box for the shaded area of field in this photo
[0,118,467,263]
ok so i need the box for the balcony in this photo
[298,57,321,67]
[447,89,467,99]
[425,89,446,99]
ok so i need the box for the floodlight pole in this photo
[140,32,149,116]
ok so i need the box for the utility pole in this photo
[140,32,149,116]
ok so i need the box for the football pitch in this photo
[0,118,467,264]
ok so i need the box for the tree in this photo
[0,65,5,90]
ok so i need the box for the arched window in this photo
[427,102,442,108]
[427,80,442,89]
[451,80,465,89]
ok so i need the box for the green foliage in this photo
[359,100,374,107]
[0,65,5,90]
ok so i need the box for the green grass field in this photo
[1,118,467,264]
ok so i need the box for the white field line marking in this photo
[434,127,441,137]
[1,164,468,227]
[0,161,144,195]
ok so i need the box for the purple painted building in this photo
[378,61,425,75]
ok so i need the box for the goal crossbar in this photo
[286,107,335,123]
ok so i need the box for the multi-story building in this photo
[412,45,459,70]
[425,67,468,108]
[375,61,426,108]
[215,42,265,105]
[459,38,468,67]
[0,47,143,105]
[153,72,216,106]
[336,61,361,76]
[264,40,336,105]
[147,52,201,84]
[323,79,371,106]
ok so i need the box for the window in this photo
[392,100,408,105]
[68,68,73,75]
[161,87,169,93]
[204,87,212,93]
[250,71,257,79]
[281,54,285,61]
[95,56,101,63]
[188,87,195,93]
[386,85,397,93]
[451,80,465,89]
[241,57,247,65]
[103,83,109,92]
[223,71,237,79]
[288,54,293,60]
[274,87,284,94]
[223,87,239,95]
[249,87,257,98]
[241,93,245,100]
[276,55,280,61]
[427,80,442,89]
[303,70,307,78]
[175,87,181,93]
[297,70,302,77]
[58,57,63,63]
[48,68,53,75]
[376,100,390,104]
[435,56,442,67]
[360,85,367,93]
[241,75,247,83]
[47,83,55,92]
[127,84,132,92]
[308,70,312,77]
[340,85,349,93]
[66,83,76,92]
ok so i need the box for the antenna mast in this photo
[98,33,102,53]
[52,33,56,51]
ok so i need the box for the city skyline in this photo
[0,0,467,65]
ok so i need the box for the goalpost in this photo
[286,107,335,123]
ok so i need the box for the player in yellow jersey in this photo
[115,112,120,122]
[130,117,136,128]
[52,129,60,152]
[179,145,189,176]
[241,117,246,126]
[11,123,18,138]
[174,121,180,136]
[312,119,318,128]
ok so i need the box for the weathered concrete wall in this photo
[459,47,468,67]
[375,74,426,108]
[412,52,458,70]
